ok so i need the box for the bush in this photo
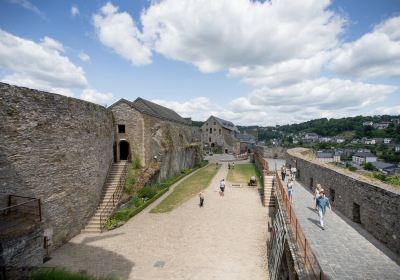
[363,162,375,171]
[348,166,357,172]
[32,268,117,280]
[104,218,119,230]
[133,155,141,169]
[137,186,157,200]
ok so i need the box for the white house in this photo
[363,121,373,126]
[316,150,341,163]
[362,138,376,145]
[395,145,400,152]
[352,150,377,165]
[383,138,392,144]
[373,122,390,130]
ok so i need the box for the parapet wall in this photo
[286,148,400,255]
[0,83,114,250]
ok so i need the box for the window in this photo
[209,137,212,142]
[209,128,212,133]
[219,129,221,135]
[118,125,125,133]
[214,122,216,125]
[200,129,202,132]
[214,128,216,132]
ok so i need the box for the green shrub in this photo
[124,168,135,195]
[348,166,357,172]
[104,218,119,230]
[363,162,375,171]
[133,155,141,169]
[137,186,157,200]
[32,268,117,280]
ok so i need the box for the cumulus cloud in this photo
[71,5,79,17]
[329,16,400,79]
[92,2,152,65]
[0,29,87,94]
[374,106,400,115]
[78,51,90,62]
[80,89,114,105]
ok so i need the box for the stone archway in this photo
[119,140,130,161]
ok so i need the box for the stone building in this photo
[110,98,200,180]
[200,116,239,153]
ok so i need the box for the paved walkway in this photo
[46,161,269,280]
[288,179,400,280]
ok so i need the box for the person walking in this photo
[199,191,205,207]
[287,179,294,202]
[281,165,286,181]
[314,184,322,210]
[290,166,297,181]
[232,162,235,169]
[316,190,332,230]
[219,179,226,197]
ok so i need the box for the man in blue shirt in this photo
[316,190,332,230]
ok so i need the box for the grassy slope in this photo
[151,164,220,213]
[227,163,261,186]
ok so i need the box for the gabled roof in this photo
[209,116,238,131]
[354,151,376,158]
[109,98,190,125]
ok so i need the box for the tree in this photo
[363,162,375,171]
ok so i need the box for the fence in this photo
[275,173,324,279]
[0,195,42,222]
[256,152,323,280]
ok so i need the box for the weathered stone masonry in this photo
[0,83,114,250]
[286,148,400,255]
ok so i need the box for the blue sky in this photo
[0,0,399,125]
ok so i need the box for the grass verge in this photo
[150,164,220,213]
[32,268,118,280]
[227,163,261,186]
[105,160,208,230]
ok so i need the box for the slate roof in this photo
[235,133,256,143]
[109,98,190,125]
[371,161,398,170]
[212,116,238,131]
[316,151,334,158]
[354,151,376,158]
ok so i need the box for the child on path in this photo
[219,179,226,197]
[199,192,204,207]
[316,190,332,230]
[287,179,294,202]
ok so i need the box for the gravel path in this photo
[47,161,269,280]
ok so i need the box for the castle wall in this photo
[0,83,114,250]
[141,114,200,180]
[286,148,400,255]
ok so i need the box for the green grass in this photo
[364,172,400,188]
[227,163,261,186]
[151,164,220,213]
[32,268,118,280]
[105,161,209,229]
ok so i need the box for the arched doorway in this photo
[119,140,130,161]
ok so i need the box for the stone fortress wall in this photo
[286,148,400,255]
[0,83,114,250]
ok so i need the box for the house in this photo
[303,133,319,143]
[373,138,384,144]
[235,133,257,153]
[352,150,377,165]
[383,138,392,144]
[335,137,346,144]
[319,137,331,143]
[363,121,373,126]
[373,122,391,130]
[371,161,400,175]
[351,138,361,144]
[391,118,399,125]
[362,138,376,145]
[316,150,341,163]
[201,116,239,153]
[395,145,400,152]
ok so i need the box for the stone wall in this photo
[0,223,43,279]
[286,148,400,255]
[0,83,114,250]
[142,114,200,181]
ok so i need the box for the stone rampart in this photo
[0,83,114,250]
[286,148,400,255]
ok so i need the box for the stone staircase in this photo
[263,174,275,207]
[81,161,128,233]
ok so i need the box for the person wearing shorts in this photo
[220,179,225,197]
[287,179,294,202]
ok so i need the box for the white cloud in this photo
[80,89,114,105]
[140,0,344,73]
[78,51,90,62]
[71,5,79,17]
[92,2,152,65]
[329,16,400,79]
[0,29,88,91]
[374,106,400,115]
[7,0,47,20]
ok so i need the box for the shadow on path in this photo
[47,243,134,279]
[81,233,125,244]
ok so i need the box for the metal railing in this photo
[0,195,42,222]
[254,149,270,174]
[275,173,324,280]
[99,162,129,231]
